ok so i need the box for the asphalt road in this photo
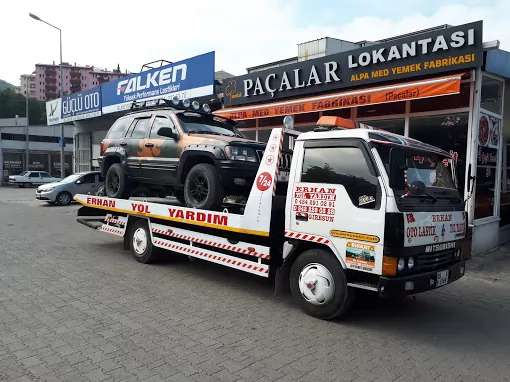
[1,187,509,382]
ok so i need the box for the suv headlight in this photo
[225,146,258,162]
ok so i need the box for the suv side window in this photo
[130,117,151,139]
[107,118,131,139]
[301,146,380,209]
[150,116,175,138]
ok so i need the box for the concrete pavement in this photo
[0,187,509,382]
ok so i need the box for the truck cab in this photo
[282,116,468,317]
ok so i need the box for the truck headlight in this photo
[408,256,415,269]
[397,258,405,272]
[225,146,258,162]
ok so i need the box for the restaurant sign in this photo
[224,20,483,107]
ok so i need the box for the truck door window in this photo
[150,116,176,138]
[130,117,151,139]
[301,146,380,209]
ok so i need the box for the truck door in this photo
[288,139,387,275]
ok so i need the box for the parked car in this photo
[36,171,104,206]
[99,99,292,210]
[9,171,61,188]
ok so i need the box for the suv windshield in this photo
[177,113,244,138]
[376,144,457,191]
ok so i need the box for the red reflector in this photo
[247,247,255,252]
[166,229,173,234]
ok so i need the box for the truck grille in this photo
[255,150,292,170]
[415,249,455,273]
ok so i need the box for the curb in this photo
[467,243,510,271]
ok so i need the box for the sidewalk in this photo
[467,241,510,284]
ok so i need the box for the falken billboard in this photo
[100,51,215,114]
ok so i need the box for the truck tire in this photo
[184,163,224,210]
[290,249,354,320]
[129,219,157,264]
[105,163,130,199]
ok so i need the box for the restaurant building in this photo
[215,20,510,255]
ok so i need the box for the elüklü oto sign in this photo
[61,87,102,123]
[224,20,483,107]
[100,51,215,114]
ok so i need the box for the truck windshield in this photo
[177,113,245,138]
[375,144,458,191]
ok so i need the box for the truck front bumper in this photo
[379,260,466,296]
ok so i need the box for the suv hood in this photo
[186,134,292,153]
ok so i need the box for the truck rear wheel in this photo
[184,163,224,210]
[290,249,354,320]
[129,219,157,264]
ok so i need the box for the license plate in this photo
[436,270,449,287]
[277,171,289,182]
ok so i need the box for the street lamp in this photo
[29,12,65,179]
[25,72,35,171]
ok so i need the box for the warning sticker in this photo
[330,230,380,243]
[293,186,336,222]
[345,242,376,272]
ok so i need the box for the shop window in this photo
[474,113,502,219]
[360,118,404,136]
[500,141,510,226]
[411,82,470,113]
[29,153,49,172]
[240,130,256,141]
[358,101,405,118]
[257,129,272,144]
[300,146,379,209]
[259,116,283,128]
[2,152,25,180]
[235,119,256,129]
[480,75,504,116]
[409,113,469,198]
[321,108,351,119]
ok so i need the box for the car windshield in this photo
[60,174,82,183]
[19,171,28,176]
[177,113,244,138]
[376,144,457,191]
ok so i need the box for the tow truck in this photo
[75,101,470,320]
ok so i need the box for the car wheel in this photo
[18,184,24,188]
[55,191,72,206]
[290,249,354,320]
[184,163,224,210]
[105,163,130,199]
[130,219,157,264]
[24,182,31,188]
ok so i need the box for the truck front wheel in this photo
[290,249,354,320]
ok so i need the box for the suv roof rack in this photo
[128,98,238,125]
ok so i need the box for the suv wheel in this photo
[184,163,224,210]
[105,163,130,199]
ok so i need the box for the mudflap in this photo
[274,264,291,297]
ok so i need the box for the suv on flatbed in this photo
[99,99,292,210]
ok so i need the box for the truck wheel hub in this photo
[298,263,335,306]
[133,228,147,255]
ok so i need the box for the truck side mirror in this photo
[157,127,178,140]
[389,147,408,189]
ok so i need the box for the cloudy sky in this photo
[1,0,508,86]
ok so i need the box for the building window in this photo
[480,75,504,115]
[359,118,405,136]
[358,101,405,118]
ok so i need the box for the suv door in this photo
[124,114,153,179]
[288,139,387,276]
[75,173,99,194]
[140,114,180,184]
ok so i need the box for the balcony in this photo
[97,76,110,84]
[45,84,57,91]
[45,69,57,76]
[46,77,57,84]
[70,77,81,84]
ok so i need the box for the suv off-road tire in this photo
[174,189,186,205]
[105,163,130,199]
[184,163,224,210]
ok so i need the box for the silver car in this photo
[36,171,104,206]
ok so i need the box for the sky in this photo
[1,0,509,86]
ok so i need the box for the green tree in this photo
[0,88,46,125]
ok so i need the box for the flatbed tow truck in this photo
[76,113,470,320]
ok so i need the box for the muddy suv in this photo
[98,99,291,210]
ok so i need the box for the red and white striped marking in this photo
[100,225,125,236]
[153,238,269,277]
[104,217,126,226]
[273,131,285,195]
[151,226,270,259]
[284,231,330,245]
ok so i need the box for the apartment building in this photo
[34,62,130,101]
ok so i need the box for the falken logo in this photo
[49,101,58,117]
[116,64,188,95]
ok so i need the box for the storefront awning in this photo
[214,74,465,121]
